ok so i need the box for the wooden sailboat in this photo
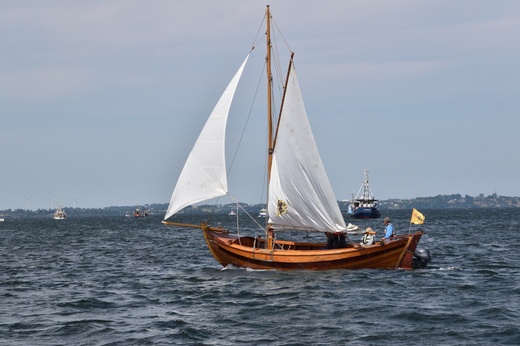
[163,6,424,270]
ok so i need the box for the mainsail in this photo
[268,64,347,232]
[164,56,249,220]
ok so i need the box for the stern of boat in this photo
[397,230,425,269]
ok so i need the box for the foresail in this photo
[268,64,347,232]
[164,56,249,220]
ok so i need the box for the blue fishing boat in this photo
[349,169,381,219]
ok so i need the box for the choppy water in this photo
[1,209,519,345]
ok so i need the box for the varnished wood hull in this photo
[202,229,424,270]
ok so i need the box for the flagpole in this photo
[409,208,425,234]
[408,208,413,234]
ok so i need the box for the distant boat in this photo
[53,205,66,220]
[134,208,148,218]
[162,6,424,270]
[348,169,381,219]
[257,208,267,218]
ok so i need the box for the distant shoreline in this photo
[1,193,518,219]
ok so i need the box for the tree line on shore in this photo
[1,193,518,219]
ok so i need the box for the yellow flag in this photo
[410,208,425,224]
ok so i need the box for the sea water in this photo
[1,209,519,345]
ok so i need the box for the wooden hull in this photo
[202,229,424,270]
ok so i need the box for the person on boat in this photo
[324,232,347,249]
[382,217,395,240]
[325,232,334,249]
[336,232,347,248]
[361,227,376,246]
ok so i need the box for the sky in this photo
[2,1,520,211]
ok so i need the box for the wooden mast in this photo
[266,5,274,251]
[266,5,273,175]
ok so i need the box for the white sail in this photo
[268,64,346,232]
[164,56,249,220]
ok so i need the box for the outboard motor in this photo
[412,248,432,269]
